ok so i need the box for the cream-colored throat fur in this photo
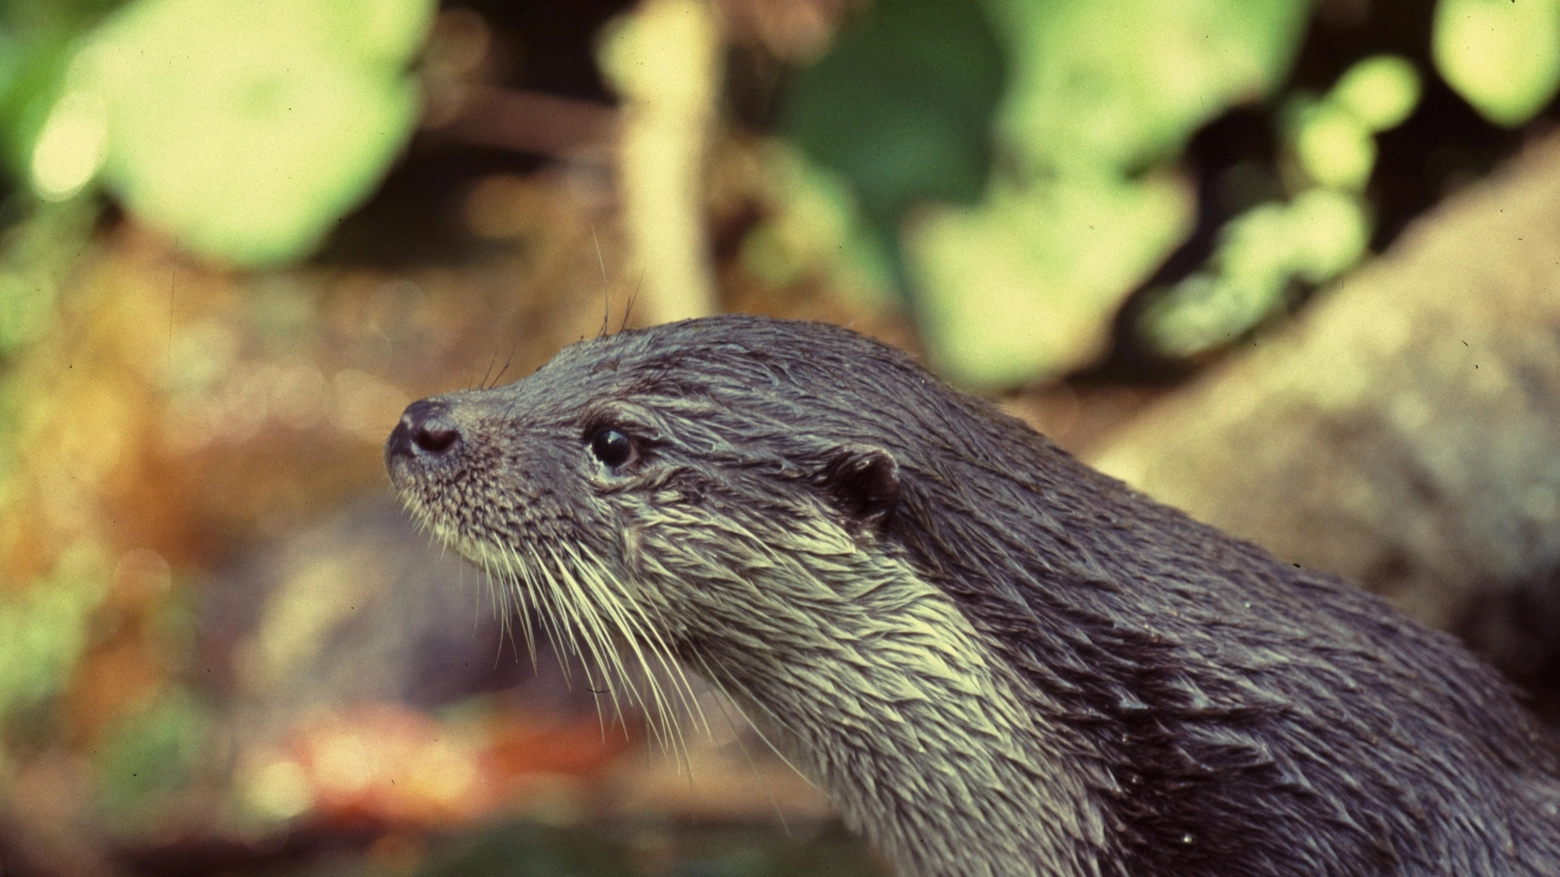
[659,534,1112,877]
[444,497,1113,876]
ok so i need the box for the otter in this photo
[384,315,1560,877]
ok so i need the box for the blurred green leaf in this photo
[328,0,436,65]
[1331,55,1421,133]
[95,688,211,834]
[0,543,107,723]
[1140,188,1367,357]
[57,0,435,265]
[0,2,126,184]
[1293,101,1375,190]
[414,820,884,877]
[740,145,895,305]
[909,172,1192,384]
[1433,0,1560,128]
[988,0,1309,173]
[0,0,124,33]
[416,821,636,877]
[0,201,94,355]
[782,0,1006,233]
[1141,49,1396,360]
[0,30,80,181]
[785,0,1307,383]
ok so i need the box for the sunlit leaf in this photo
[28,88,106,200]
[738,145,894,302]
[68,0,435,266]
[1433,0,1560,127]
[0,543,107,719]
[988,0,1308,173]
[1294,101,1375,191]
[785,0,1305,382]
[909,172,1193,385]
[0,30,80,181]
[1140,189,1367,357]
[1286,188,1368,282]
[329,0,437,65]
[1330,55,1421,133]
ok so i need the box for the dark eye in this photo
[590,429,633,468]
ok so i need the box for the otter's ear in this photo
[817,445,900,536]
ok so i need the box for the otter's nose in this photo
[386,399,462,464]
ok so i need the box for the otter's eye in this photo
[590,429,633,468]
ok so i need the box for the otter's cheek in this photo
[620,525,645,579]
[603,525,676,625]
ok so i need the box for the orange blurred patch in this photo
[261,703,636,830]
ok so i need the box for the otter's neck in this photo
[693,550,1115,877]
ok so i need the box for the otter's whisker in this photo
[490,546,533,666]
[496,541,570,684]
[695,659,794,836]
[470,548,516,665]
[511,566,540,672]
[520,548,581,687]
[551,547,667,723]
[591,595,704,756]
[561,543,709,740]
[576,560,704,770]
[686,645,812,786]
[534,548,637,740]
[551,546,692,762]
[492,542,540,671]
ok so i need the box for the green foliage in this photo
[0,31,69,180]
[781,0,1310,383]
[1139,55,1419,358]
[1141,189,1368,357]
[2,0,434,268]
[413,820,883,877]
[911,172,1191,385]
[909,0,1307,383]
[776,0,1560,379]
[94,688,212,834]
[1288,56,1419,192]
[782,0,1006,241]
[738,145,896,305]
[1332,55,1421,132]
[988,0,1307,175]
[0,201,94,356]
[1292,100,1376,191]
[0,543,107,729]
[0,0,122,182]
[0,0,122,32]
[415,821,637,877]
[72,0,434,266]
[1433,0,1560,128]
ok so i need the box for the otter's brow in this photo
[628,366,713,401]
[577,401,665,442]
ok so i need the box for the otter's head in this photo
[383,316,935,690]
[385,316,1147,874]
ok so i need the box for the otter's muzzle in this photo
[385,399,463,480]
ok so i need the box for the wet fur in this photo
[386,315,1560,876]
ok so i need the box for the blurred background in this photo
[3,0,1560,874]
